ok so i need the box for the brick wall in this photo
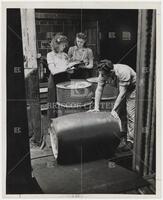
[35,15,81,58]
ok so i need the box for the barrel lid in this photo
[56,79,92,89]
[86,77,98,83]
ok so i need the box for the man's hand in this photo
[111,110,119,119]
[87,108,100,112]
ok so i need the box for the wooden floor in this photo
[30,142,154,194]
[29,112,155,194]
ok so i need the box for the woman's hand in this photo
[66,67,74,74]
[87,108,100,112]
[78,64,86,69]
[67,61,81,68]
[77,61,87,69]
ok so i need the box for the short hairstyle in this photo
[98,60,113,74]
[75,32,87,47]
[50,33,68,53]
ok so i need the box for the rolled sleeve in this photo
[119,81,130,87]
[118,69,131,87]
[47,52,54,65]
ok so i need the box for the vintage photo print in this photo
[1,0,161,198]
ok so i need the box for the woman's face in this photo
[76,37,85,48]
[58,42,66,52]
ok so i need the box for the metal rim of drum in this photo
[56,79,92,89]
[86,77,98,83]
[87,77,118,99]
[56,80,93,106]
[57,101,92,108]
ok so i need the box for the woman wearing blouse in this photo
[68,32,94,79]
[47,33,74,119]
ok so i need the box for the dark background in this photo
[6,8,138,194]
[35,9,138,70]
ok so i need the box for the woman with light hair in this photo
[47,33,74,119]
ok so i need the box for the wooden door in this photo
[84,20,100,61]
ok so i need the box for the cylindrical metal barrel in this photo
[87,77,118,112]
[57,104,92,116]
[87,77,118,99]
[87,77,127,132]
[50,112,121,165]
[56,80,93,116]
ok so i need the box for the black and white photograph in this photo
[1,1,161,198]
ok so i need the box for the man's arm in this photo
[94,82,105,110]
[112,85,127,112]
[87,73,105,112]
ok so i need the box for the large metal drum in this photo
[87,77,118,99]
[50,112,122,165]
[87,77,118,111]
[56,80,93,116]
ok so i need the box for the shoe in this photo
[120,141,133,152]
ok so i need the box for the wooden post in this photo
[143,10,156,176]
[20,9,41,145]
[132,9,147,175]
[133,10,156,177]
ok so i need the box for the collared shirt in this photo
[47,51,69,74]
[98,64,136,97]
[113,64,136,87]
[68,46,93,64]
